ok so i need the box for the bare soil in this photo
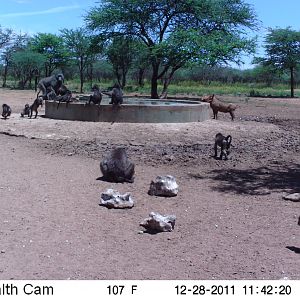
[0,89,299,280]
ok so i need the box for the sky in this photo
[1,0,300,69]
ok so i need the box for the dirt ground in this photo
[0,88,299,280]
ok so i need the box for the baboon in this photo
[298,216,300,226]
[214,133,232,160]
[202,94,238,121]
[56,88,73,109]
[100,148,135,183]
[29,98,43,118]
[111,83,123,105]
[103,83,123,106]
[2,104,11,119]
[37,74,64,100]
[88,84,102,105]
[20,104,30,117]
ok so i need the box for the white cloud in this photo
[0,5,81,18]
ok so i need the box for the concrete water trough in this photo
[45,97,210,123]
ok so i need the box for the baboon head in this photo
[92,84,100,92]
[202,94,215,103]
[56,73,64,84]
[113,83,121,89]
[224,135,232,154]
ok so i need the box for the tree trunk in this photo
[290,67,294,98]
[80,58,84,93]
[151,63,159,99]
[159,67,179,99]
[122,69,127,88]
[160,77,171,99]
[2,64,8,88]
[138,68,145,87]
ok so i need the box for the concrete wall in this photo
[45,100,210,123]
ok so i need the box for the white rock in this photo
[140,212,176,233]
[282,193,300,202]
[100,189,134,209]
[148,175,178,197]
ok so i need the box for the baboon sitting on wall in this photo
[88,84,102,105]
[20,104,30,117]
[214,133,232,160]
[102,83,123,106]
[2,104,11,119]
[100,148,135,183]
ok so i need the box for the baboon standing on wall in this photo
[2,104,11,119]
[100,148,135,183]
[214,133,232,160]
[37,74,64,100]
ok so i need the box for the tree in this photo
[60,28,97,93]
[254,27,300,97]
[11,50,46,89]
[106,36,136,88]
[30,33,68,77]
[0,26,13,48]
[85,0,257,98]
[1,32,30,87]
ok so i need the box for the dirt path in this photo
[0,89,299,279]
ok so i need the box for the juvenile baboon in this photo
[202,94,238,121]
[100,148,135,183]
[2,104,11,119]
[214,133,232,160]
[37,74,64,100]
[56,89,73,109]
[20,104,30,117]
[29,98,43,118]
[88,84,102,106]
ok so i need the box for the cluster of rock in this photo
[99,149,178,234]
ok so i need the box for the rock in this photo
[148,175,178,197]
[100,189,134,209]
[140,212,176,233]
[282,193,300,202]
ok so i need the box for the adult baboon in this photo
[20,104,30,117]
[37,74,64,100]
[2,104,11,119]
[202,94,238,121]
[88,84,102,106]
[103,83,123,106]
[100,148,135,183]
[29,98,43,118]
[214,133,232,160]
[111,83,123,105]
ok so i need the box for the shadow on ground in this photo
[190,162,300,195]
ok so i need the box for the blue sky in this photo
[1,0,300,68]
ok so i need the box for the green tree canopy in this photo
[30,33,68,77]
[85,0,257,98]
[60,28,97,92]
[254,27,300,97]
[11,50,46,89]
